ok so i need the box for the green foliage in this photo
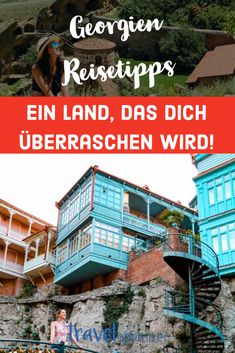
[18,44,36,73]
[17,283,37,298]
[175,327,190,341]
[119,0,187,23]
[174,282,189,294]
[167,316,177,325]
[21,324,32,339]
[47,286,60,298]
[164,341,175,348]
[137,287,146,297]
[159,28,206,73]
[39,325,46,333]
[140,303,145,319]
[102,285,134,340]
[22,324,40,341]
[224,11,235,36]
[31,331,40,341]
[0,0,52,31]
[183,229,200,241]
[151,276,164,284]
[119,0,234,29]
[24,305,31,312]
[159,209,184,227]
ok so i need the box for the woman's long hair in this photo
[56,309,66,319]
[36,48,64,82]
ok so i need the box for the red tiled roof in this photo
[186,44,235,84]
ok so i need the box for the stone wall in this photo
[0,280,185,352]
[215,278,235,353]
[0,278,234,352]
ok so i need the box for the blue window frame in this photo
[210,222,235,254]
[80,182,91,210]
[94,221,120,248]
[95,179,121,210]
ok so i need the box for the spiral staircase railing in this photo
[163,232,224,353]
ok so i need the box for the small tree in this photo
[159,28,206,73]
[118,0,181,22]
[224,11,235,38]
[18,44,37,74]
[159,209,184,227]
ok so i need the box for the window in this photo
[230,230,235,250]
[220,225,226,233]
[68,233,79,257]
[80,223,92,249]
[207,174,235,206]
[211,228,218,236]
[233,173,235,196]
[122,235,135,252]
[94,221,120,248]
[69,195,79,221]
[216,185,223,202]
[58,242,67,264]
[211,222,235,254]
[114,234,119,248]
[221,233,228,252]
[208,189,215,205]
[94,179,121,210]
[60,208,69,228]
[225,182,232,199]
[80,183,91,209]
[212,237,219,254]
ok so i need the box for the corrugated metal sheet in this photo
[198,154,235,173]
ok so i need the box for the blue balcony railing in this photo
[163,233,219,274]
[123,213,165,237]
[24,254,55,273]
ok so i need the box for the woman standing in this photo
[50,309,81,353]
[32,35,69,96]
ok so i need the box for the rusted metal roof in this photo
[186,44,235,84]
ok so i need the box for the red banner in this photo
[0,96,234,153]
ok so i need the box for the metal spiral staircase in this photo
[163,231,224,353]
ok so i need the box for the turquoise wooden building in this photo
[54,166,197,286]
[193,154,235,276]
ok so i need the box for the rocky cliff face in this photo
[0,279,235,353]
[216,279,235,353]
